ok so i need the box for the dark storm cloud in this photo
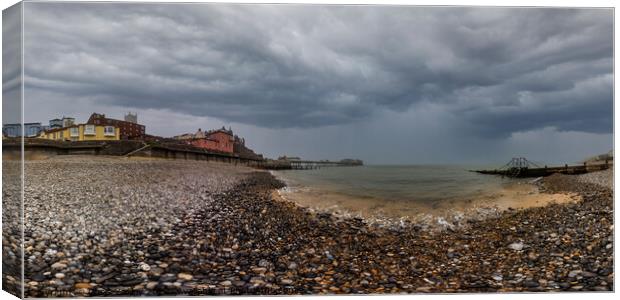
[22,4,612,136]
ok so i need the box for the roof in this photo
[3,122,43,126]
[90,112,143,126]
[189,137,218,142]
[207,129,233,136]
[43,124,79,134]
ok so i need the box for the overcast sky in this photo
[3,3,613,164]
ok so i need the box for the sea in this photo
[272,165,545,220]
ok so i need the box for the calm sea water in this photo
[273,165,524,215]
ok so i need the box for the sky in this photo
[2,3,614,164]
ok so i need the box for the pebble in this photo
[416,287,432,293]
[523,280,539,288]
[568,270,581,278]
[508,242,524,251]
[146,282,158,290]
[232,280,245,287]
[51,262,67,270]
[160,274,177,282]
[75,283,91,289]
[220,280,232,287]
[177,273,193,281]
[139,263,151,272]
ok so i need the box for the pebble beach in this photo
[2,156,614,296]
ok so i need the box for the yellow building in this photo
[40,124,120,141]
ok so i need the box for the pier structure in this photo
[289,160,354,170]
[473,157,612,178]
[264,155,364,170]
[260,158,363,170]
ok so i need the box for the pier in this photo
[289,160,360,170]
[472,157,612,178]
[260,158,363,170]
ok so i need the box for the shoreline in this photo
[270,172,582,230]
[5,157,613,296]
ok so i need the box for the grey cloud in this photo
[3,2,22,124]
[21,3,613,137]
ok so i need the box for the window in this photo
[27,126,39,137]
[70,127,79,137]
[84,125,95,135]
[104,126,115,136]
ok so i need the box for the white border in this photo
[0,1,617,300]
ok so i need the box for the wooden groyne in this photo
[472,157,612,178]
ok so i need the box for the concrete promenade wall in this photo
[2,138,265,168]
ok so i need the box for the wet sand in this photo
[274,181,581,222]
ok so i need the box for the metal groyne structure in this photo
[472,157,612,178]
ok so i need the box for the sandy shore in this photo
[2,156,613,296]
[273,178,581,228]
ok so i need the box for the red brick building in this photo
[87,113,145,140]
[186,128,234,154]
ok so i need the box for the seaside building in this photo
[187,127,234,153]
[87,112,145,140]
[41,124,120,141]
[173,128,262,157]
[124,112,138,124]
[49,117,75,129]
[49,119,62,128]
[175,127,234,153]
[2,122,46,137]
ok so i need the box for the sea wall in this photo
[2,138,266,168]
